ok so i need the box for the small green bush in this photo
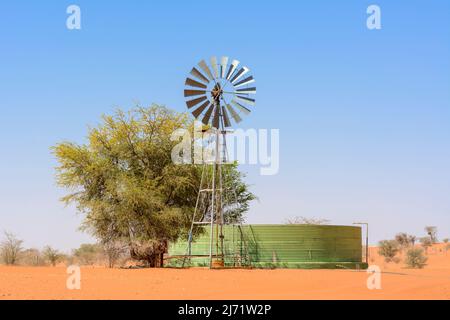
[378,240,399,262]
[405,248,428,269]
[419,237,433,253]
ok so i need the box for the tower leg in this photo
[209,128,218,268]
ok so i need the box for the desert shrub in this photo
[395,233,409,248]
[43,246,61,266]
[408,235,417,246]
[424,226,438,243]
[394,233,418,250]
[0,232,23,265]
[405,248,428,269]
[391,256,401,264]
[419,237,433,253]
[378,240,399,262]
[395,232,416,251]
[20,248,45,266]
[73,243,103,265]
[443,238,449,244]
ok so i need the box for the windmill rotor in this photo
[184,56,256,129]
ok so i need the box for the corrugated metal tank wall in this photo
[168,225,366,269]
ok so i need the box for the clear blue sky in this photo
[0,1,449,251]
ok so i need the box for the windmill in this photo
[183,56,256,268]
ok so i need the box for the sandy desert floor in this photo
[1,244,449,300]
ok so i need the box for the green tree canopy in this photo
[53,105,255,265]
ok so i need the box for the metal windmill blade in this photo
[184,56,256,129]
[202,104,215,125]
[235,95,255,106]
[185,77,207,89]
[231,100,251,115]
[234,76,255,88]
[235,87,256,95]
[198,60,214,81]
[226,60,240,81]
[220,56,229,79]
[210,56,219,78]
[191,101,210,119]
[230,67,249,84]
[221,105,232,127]
[190,67,210,84]
[184,89,206,97]
[186,95,208,109]
[226,104,242,123]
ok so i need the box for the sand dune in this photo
[1,244,449,300]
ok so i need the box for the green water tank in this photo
[168,224,366,269]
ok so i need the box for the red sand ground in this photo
[1,244,449,300]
